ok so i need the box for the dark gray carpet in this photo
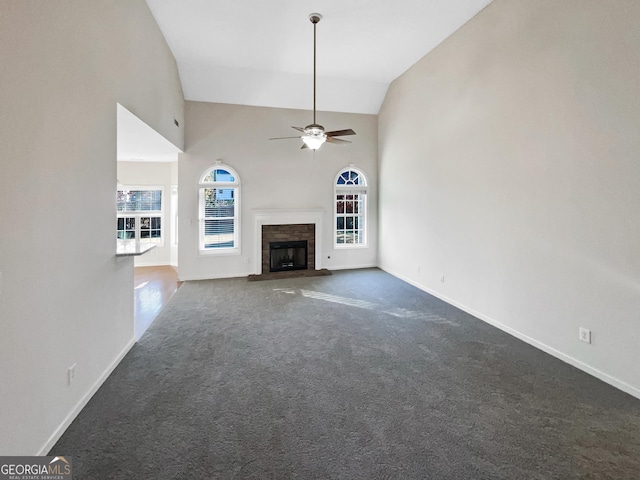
[51,268,640,479]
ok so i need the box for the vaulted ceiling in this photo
[145,0,493,115]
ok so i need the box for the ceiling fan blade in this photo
[269,136,303,140]
[291,126,306,133]
[326,137,351,145]
[301,143,309,149]
[325,129,356,137]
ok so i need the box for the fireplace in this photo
[269,240,308,272]
[250,211,329,280]
[260,223,316,274]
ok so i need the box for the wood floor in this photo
[134,265,182,339]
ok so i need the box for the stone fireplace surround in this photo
[263,225,314,273]
[252,209,324,276]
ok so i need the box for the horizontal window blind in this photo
[203,188,235,218]
[201,187,236,249]
[117,189,162,212]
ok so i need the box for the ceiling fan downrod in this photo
[268,13,356,150]
[309,13,321,125]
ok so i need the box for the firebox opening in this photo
[269,240,308,272]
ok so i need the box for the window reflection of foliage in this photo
[203,169,235,183]
[204,188,233,206]
[335,168,367,246]
[116,189,161,212]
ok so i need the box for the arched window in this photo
[199,165,240,254]
[335,167,367,247]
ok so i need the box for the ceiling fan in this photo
[269,13,356,151]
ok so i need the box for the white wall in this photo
[170,162,179,266]
[378,0,640,397]
[179,102,378,280]
[117,161,178,266]
[0,1,184,454]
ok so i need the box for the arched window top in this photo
[336,167,366,187]
[200,165,239,184]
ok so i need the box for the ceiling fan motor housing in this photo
[305,123,325,136]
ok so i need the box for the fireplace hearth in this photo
[269,240,308,272]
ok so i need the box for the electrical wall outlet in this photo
[68,364,77,386]
[579,327,591,344]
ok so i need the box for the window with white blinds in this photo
[116,189,162,212]
[335,167,367,247]
[199,166,240,254]
[116,187,163,245]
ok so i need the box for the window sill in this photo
[334,243,368,250]
[199,248,241,257]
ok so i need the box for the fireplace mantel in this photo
[253,209,324,275]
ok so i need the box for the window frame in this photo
[334,167,368,248]
[198,164,241,256]
[116,186,164,247]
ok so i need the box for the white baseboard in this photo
[380,265,640,401]
[329,263,378,271]
[37,338,136,455]
[178,271,254,282]
[133,261,171,267]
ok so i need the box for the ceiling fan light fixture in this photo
[302,134,326,150]
[268,13,356,150]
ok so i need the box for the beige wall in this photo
[178,102,378,280]
[0,1,184,454]
[378,0,640,397]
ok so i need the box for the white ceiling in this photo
[117,103,182,162]
[145,0,493,115]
